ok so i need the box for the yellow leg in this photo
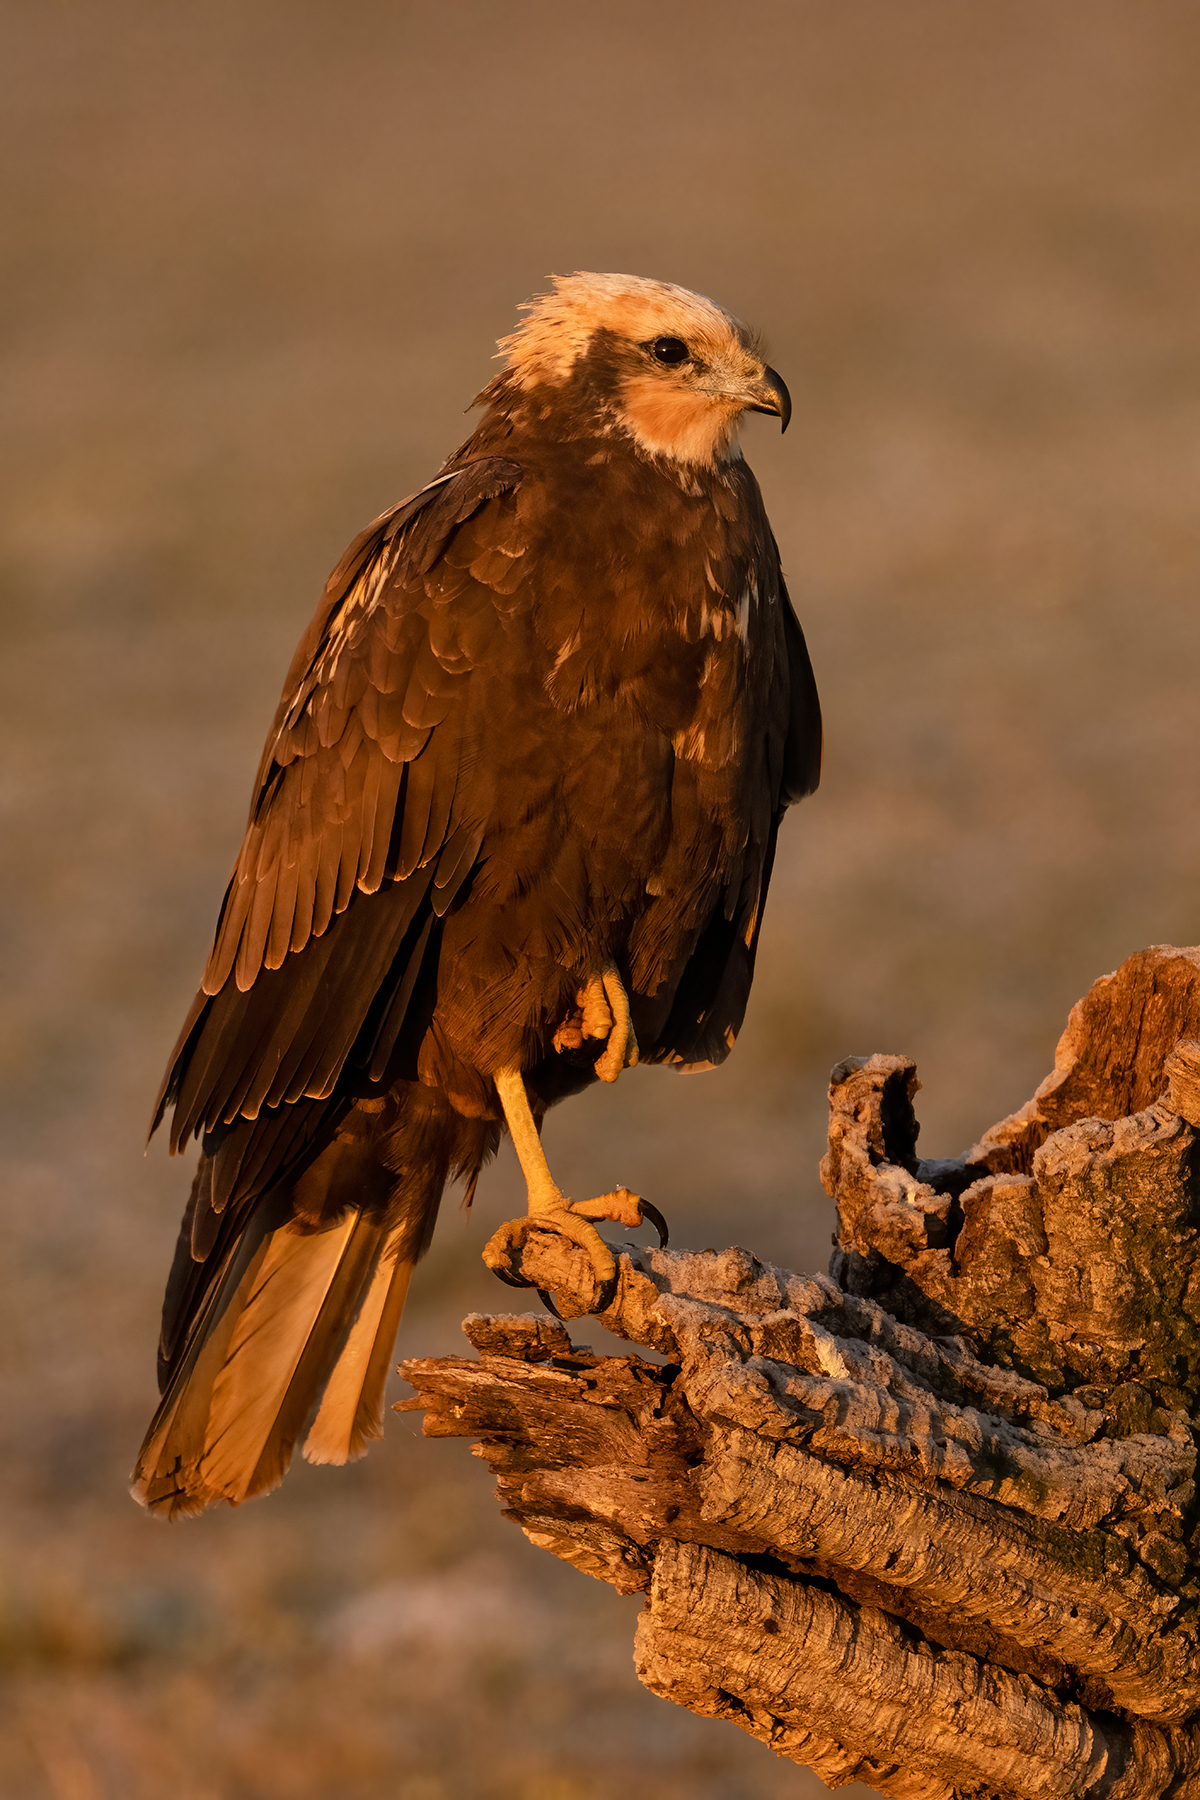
[481,1067,643,1298]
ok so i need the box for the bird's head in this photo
[482,272,790,470]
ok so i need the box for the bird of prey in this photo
[133,272,822,1518]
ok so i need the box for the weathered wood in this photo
[399,947,1200,1800]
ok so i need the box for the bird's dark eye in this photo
[651,336,690,365]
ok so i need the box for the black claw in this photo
[536,1288,565,1319]
[593,1270,620,1315]
[490,1265,536,1290]
[639,1200,669,1248]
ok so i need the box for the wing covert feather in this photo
[202,459,522,999]
[155,461,521,1176]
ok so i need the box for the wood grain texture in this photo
[400,947,1200,1800]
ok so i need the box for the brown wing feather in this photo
[198,461,521,1000]
[147,464,526,1447]
[153,460,523,1165]
[632,470,821,1071]
[780,577,823,805]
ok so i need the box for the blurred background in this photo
[3,2,1200,1795]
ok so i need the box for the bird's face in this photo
[494,273,791,469]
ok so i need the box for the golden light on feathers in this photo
[498,273,752,382]
[135,275,818,1517]
[493,272,789,469]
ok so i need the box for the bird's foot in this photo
[593,969,639,1083]
[593,1017,638,1083]
[580,980,615,1045]
[482,1188,667,1316]
[551,969,639,1082]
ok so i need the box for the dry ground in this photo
[3,3,1200,1795]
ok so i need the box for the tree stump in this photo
[399,946,1200,1800]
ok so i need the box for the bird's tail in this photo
[131,1190,420,1518]
[132,1082,481,1518]
[134,1080,499,1519]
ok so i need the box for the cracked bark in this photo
[399,946,1200,1800]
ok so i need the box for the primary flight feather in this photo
[134,272,822,1517]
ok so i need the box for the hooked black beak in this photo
[745,366,791,433]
